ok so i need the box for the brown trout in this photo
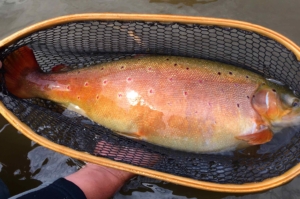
[3,46,300,153]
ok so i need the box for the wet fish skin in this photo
[3,46,300,153]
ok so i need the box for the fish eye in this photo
[292,98,300,107]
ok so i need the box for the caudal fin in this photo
[3,46,41,98]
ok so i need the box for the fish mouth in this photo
[271,115,300,131]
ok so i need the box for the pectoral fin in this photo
[236,128,273,145]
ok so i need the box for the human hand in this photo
[65,139,161,199]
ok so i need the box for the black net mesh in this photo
[0,20,300,184]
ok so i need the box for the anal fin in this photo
[116,131,143,140]
[236,128,273,145]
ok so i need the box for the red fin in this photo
[51,64,70,73]
[3,46,41,98]
[236,128,273,145]
[116,131,142,140]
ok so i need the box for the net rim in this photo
[0,13,299,193]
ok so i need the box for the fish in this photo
[3,46,300,153]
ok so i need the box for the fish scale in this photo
[3,46,300,153]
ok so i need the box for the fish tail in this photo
[3,46,41,98]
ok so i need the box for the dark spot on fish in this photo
[100,68,104,70]
[246,76,249,78]
[120,66,124,69]
[118,93,122,98]
[184,91,188,96]
[174,63,177,66]
[169,77,173,81]
[166,58,169,61]
[103,80,107,84]
[253,95,255,98]
[247,96,250,99]
[148,67,152,71]
[149,89,153,94]
[262,83,266,85]
[96,95,99,100]
[77,96,80,100]
[229,72,233,75]
[218,72,221,75]
[84,82,88,87]
[199,80,203,83]
[77,71,80,74]
[237,103,240,108]
[127,77,132,81]
[186,67,189,70]
[67,86,70,90]
[272,89,276,93]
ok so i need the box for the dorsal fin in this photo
[51,64,71,73]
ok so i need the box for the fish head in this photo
[252,81,300,131]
